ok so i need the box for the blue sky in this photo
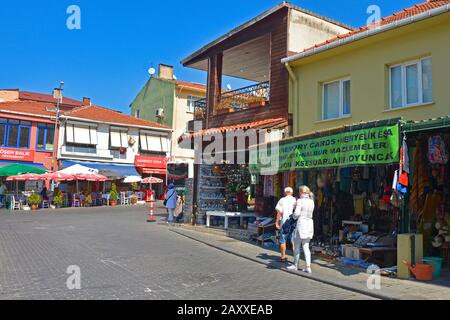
[0,0,419,113]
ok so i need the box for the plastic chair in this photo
[11,195,21,211]
[120,192,129,205]
[72,194,80,207]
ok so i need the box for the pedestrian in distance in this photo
[287,186,315,274]
[275,187,297,263]
[164,183,177,223]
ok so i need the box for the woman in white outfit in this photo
[287,186,315,274]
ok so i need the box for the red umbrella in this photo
[75,173,108,182]
[141,177,164,184]
[6,173,47,181]
[41,172,76,182]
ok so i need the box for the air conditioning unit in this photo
[156,108,165,119]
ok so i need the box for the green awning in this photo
[0,164,46,177]
[402,117,450,133]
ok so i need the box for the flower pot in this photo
[31,205,38,210]
[217,107,234,114]
[110,200,117,207]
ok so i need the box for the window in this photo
[0,119,32,149]
[389,57,432,109]
[140,132,169,153]
[322,78,351,120]
[110,129,128,148]
[36,124,55,151]
[187,95,202,113]
[65,124,97,145]
[135,110,140,118]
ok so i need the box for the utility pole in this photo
[51,82,64,191]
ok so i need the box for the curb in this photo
[170,228,398,301]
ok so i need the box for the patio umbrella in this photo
[41,172,76,182]
[141,177,164,195]
[6,173,47,182]
[0,164,46,177]
[123,176,142,184]
[141,177,164,184]
[60,164,98,175]
[6,173,47,194]
[75,173,108,182]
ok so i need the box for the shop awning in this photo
[402,116,450,133]
[61,160,138,179]
[178,117,288,143]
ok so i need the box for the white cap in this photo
[284,187,294,194]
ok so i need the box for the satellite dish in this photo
[227,84,232,90]
[148,67,156,76]
[173,74,178,80]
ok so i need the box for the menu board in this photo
[183,178,194,223]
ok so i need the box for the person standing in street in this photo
[275,187,297,263]
[0,180,8,208]
[288,186,315,273]
[164,183,177,223]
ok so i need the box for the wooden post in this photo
[206,53,223,127]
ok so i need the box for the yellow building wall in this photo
[290,13,450,136]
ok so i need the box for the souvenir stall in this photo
[197,163,259,229]
[250,120,403,267]
[403,117,450,272]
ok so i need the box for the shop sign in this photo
[250,124,400,173]
[134,155,168,169]
[0,148,35,162]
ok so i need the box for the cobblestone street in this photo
[0,205,374,300]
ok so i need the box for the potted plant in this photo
[109,182,118,206]
[53,188,64,208]
[194,109,204,120]
[130,196,138,205]
[84,194,93,207]
[28,193,41,211]
[216,100,234,114]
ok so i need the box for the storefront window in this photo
[36,124,55,151]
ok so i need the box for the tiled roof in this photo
[18,91,83,107]
[299,0,450,57]
[63,105,170,130]
[178,117,287,142]
[0,101,57,118]
[175,80,207,91]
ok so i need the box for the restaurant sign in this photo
[250,124,399,174]
[0,148,35,162]
[134,155,168,169]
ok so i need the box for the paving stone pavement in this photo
[0,206,375,300]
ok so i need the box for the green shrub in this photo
[109,182,118,202]
[28,193,41,206]
[53,188,64,207]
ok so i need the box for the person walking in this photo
[275,187,297,263]
[164,183,177,223]
[287,186,315,273]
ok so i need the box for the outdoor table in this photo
[206,211,259,230]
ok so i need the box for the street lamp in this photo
[51,81,64,190]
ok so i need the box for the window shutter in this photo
[90,127,98,145]
[140,134,148,151]
[110,131,121,148]
[66,124,74,143]
[161,137,169,152]
[147,135,162,152]
[120,131,128,148]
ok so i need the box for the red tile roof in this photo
[18,91,83,107]
[178,117,287,143]
[175,80,207,92]
[0,101,57,118]
[300,0,450,56]
[63,105,170,129]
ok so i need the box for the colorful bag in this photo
[428,136,449,165]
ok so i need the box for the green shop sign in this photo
[250,124,400,174]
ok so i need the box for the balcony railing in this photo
[193,81,270,119]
